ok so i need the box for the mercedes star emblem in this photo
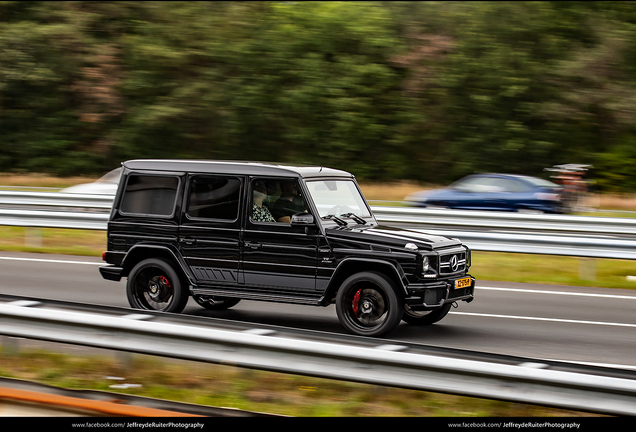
[450,255,459,272]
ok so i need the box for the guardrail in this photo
[1,191,636,261]
[0,190,113,211]
[371,207,636,261]
[371,206,636,235]
[1,297,635,416]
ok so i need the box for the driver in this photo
[272,180,306,223]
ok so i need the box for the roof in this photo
[122,159,354,179]
[469,172,543,181]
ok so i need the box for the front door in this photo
[242,177,319,291]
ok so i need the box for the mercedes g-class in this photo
[100,160,475,337]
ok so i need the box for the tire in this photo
[402,302,452,325]
[335,271,404,337]
[193,295,241,311]
[126,258,189,313]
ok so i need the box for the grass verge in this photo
[0,226,106,256]
[471,252,636,290]
[0,346,602,417]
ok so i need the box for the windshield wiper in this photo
[341,213,367,225]
[323,214,348,226]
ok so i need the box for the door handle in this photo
[245,242,262,250]
[180,238,197,246]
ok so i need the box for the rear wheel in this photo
[126,258,189,313]
[193,295,241,310]
[336,271,403,337]
[402,303,452,325]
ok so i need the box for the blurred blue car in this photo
[404,173,564,214]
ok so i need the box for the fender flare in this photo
[326,257,408,297]
[121,244,196,285]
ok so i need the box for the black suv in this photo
[100,160,475,337]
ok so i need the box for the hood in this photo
[325,224,462,251]
[60,182,118,195]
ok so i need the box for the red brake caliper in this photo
[352,289,362,317]
[159,275,171,288]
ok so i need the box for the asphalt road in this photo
[1,251,635,369]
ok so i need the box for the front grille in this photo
[439,252,467,275]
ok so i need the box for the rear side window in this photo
[187,176,241,220]
[120,175,179,216]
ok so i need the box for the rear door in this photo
[179,174,244,287]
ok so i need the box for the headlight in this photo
[421,254,437,278]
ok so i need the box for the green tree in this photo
[4,1,636,192]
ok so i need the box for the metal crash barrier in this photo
[0,297,635,416]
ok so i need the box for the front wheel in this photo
[336,271,404,337]
[126,258,189,313]
[402,303,452,325]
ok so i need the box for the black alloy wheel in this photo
[126,258,189,313]
[402,302,452,325]
[336,271,403,337]
[193,295,241,310]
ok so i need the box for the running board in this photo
[190,287,324,306]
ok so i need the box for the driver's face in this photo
[282,182,298,195]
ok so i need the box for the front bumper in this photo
[404,275,475,311]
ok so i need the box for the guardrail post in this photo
[579,258,597,281]
[116,350,133,371]
[1,336,20,356]
[25,227,43,248]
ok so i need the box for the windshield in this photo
[522,176,561,189]
[305,180,372,219]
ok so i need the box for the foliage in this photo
[2,2,636,190]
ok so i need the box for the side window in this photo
[487,178,510,192]
[509,179,533,193]
[452,176,485,192]
[187,176,241,221]
[250,179,278,224]
[270,179,307,223]
[120,175,179,216]
[474,177,504,193]
[489,178,529,193]
[250,178,307,224]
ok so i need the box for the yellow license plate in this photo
[455,277,471,289]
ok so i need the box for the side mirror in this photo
[291,213,314,225]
